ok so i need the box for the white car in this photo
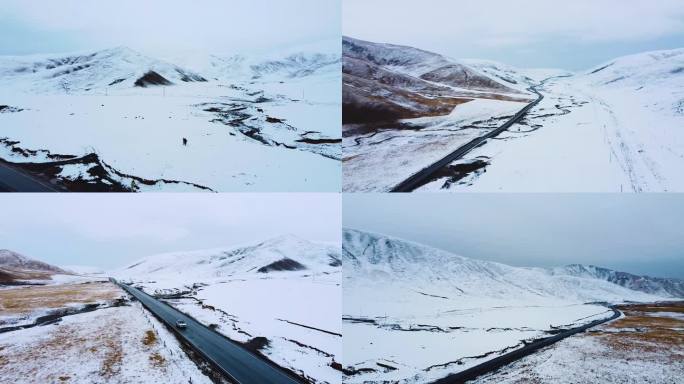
[175,320,187,329]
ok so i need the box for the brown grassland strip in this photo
[0,281,121,316]
[590,302,684,360]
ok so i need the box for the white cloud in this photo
[0,193,341,268]
[1,0,340,54]
[344,0,684,51]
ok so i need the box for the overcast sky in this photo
[0,0,340,56]
[344,194,684,279]
[0,194,340,270]
[343,0,684,70]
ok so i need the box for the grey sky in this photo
[343,0,684,70]
[344,194,684,279]
[0,193,340,270]
[0,0,340,56]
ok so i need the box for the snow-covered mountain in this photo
[0,249,70,284]
[0,46,208,94]
[0,249,67,274]
[461,58,572,89]
[173,50,340,81]
[342,36,532,124]
[343,36,519,92]
[115,235,341,283]
[584,48,684,87]
[343,228,668,303]
[554,264,684,298]
[580,48,684,118]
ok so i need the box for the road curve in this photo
[115,280,304,384]
[430,305,621,384]
[390,81,549,193]
[0,160,59,192]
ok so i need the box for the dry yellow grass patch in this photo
[149,352,167,368]
[142,330,158,346]
[100,338,123,378]
[590,302,684,359]
[0,281,121,316]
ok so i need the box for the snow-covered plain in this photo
[342,229,669,383]
[113,235,342,384]
[419,49,684,192]
[0,45,340,191]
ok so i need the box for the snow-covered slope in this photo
[116,235,340,284]
[176,49,340,82]
[343,36,522,94]
[554,264,684,298]
[580,48,684,121]
[342,36,531,124]
[0,249,67,274]
[461,58,572,90]
[584,48,684,87]
[0,46,207,94]
[343,228,663,303]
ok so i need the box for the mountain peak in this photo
[0,249,29,262]
[114,235,341,283]
[0,250,68,274]
[556,264,684,298]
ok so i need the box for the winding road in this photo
[115,280,304,384]
[430,305,621,384]
[390,78,560,193]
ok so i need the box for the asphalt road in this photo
[390,81,548,193]
[116,281,303,384]
[0,160,59,192]
[430,305,622,384]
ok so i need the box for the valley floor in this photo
[471,302,684,384]
[418,76,684,192]
[0,74,340,192]
[342,288,615,383]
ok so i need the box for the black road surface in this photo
[116,281,304,384]
[390,79,553,193]
[0,160,59,192]
[430,305,622,384]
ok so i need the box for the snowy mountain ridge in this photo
[114,234,341,283]
[342,36,533,124]
[343,36,527,95]
[554,264,684,298]
[0,45,340,94]
[0,249,67,274]
[0,46,207,94]
[343,228,670,303]
[583,47,684,87]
